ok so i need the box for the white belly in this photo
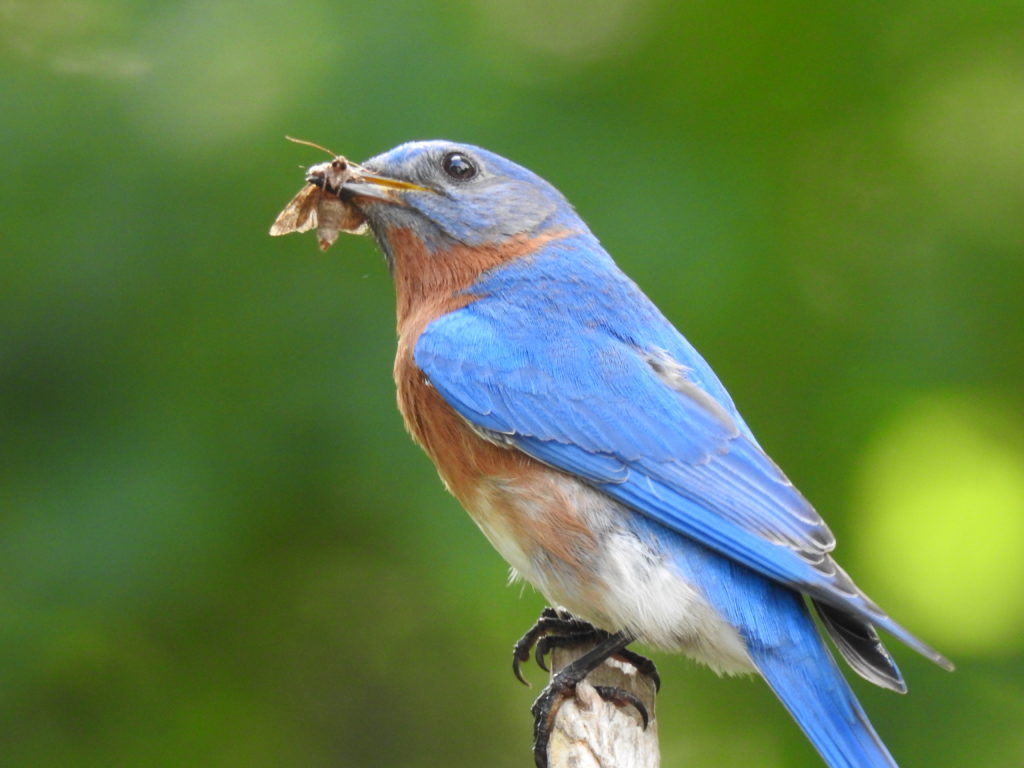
[469,471,755,677]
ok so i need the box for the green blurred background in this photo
[3,1,1023,765]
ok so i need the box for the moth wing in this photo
[270,185,320,236]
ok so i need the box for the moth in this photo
[269,137,367,251]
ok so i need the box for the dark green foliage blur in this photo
[3,1,1023,766]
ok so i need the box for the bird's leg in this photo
[531,629,643,768]
[513,607,660,690]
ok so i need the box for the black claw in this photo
[591,685,650,730]
[513,656,530,687]
[535,638,550,673]
[513,641,530,686]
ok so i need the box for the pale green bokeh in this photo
[900,40,1024,248]
[854,393,1024,654]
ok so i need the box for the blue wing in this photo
[413,236,951,673]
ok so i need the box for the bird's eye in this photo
[442,152,477,181]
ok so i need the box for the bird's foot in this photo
[529,629,650,768]
[513,607,660,690]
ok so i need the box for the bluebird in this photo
[295,141,953,767]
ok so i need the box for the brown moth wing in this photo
[270,185,320,236]
[337,202,368,235]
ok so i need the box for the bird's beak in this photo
[340,172,430,205]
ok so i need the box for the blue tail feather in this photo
[665,531,901,767]
[752,633,898,768]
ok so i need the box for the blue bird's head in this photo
[340,141,589,259]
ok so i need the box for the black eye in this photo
[442,151,477,181]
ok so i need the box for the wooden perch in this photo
[544,642,661,768]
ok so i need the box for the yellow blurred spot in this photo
[854,393,1024,655]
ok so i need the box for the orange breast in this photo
[387,225,598,573]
